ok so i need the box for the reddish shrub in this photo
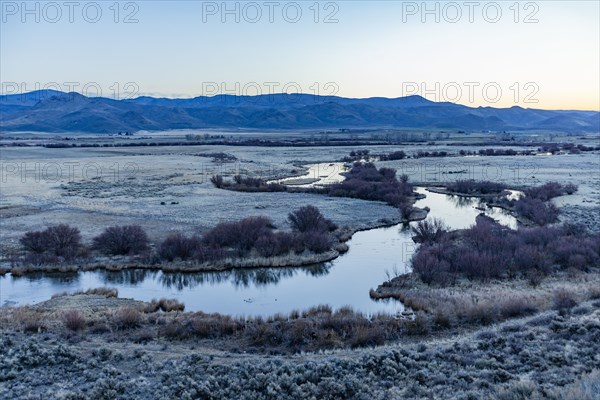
[514,197,559,225]
[298,231,334,254]
[288,205,335,233]
[159,233,202,261]
[255,232,295,257]
[20,224,81,259]
[411,218,448,243]
[328,163,413,205]
[62,310,86,331]
[203,216,274,254]
[446,180,507,194]
[552,288,577,311]
[19,231,47,254]
[114,307,142,329]
[93,225,149,255]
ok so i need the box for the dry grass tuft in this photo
[62,309,86,331]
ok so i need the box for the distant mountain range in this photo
[1,90,598,133]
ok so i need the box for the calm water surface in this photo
[0,188,517,316]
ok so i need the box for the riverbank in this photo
[3,200,432,276]
[1,289,599,399]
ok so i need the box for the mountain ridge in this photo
[1,91,598,133]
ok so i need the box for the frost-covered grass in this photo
[0,299,599,399]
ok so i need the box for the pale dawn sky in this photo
[1,1,599,110]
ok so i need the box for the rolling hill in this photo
[1,90,598,133]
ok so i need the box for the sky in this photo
[1,1,599,110]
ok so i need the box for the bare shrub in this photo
[18,308,46,333]
[20,224,81,258]
[254,232,294,257]
[525,181,574,201]
[328,163,413,206]
[411,218,448,243]
[410,218,599,285]
[461,301,498,325]
[405,311,431,336]
[159,233,202,261]
[552,288,577,311]
[62,310,86,331]
[526,270,544,288]
[83,287,119,298]
[19,231,48,254]
[210,174,224,188]
[114,307,142,329]
[298,231,334,254]
[93,225,149,255]
[44,224,82,258]
[514,198,559,225]
[398,202,413,221]
[288,205,335,233]
[498,297,538,319]
[350,325,385,348]
[203,216,274,254]
[446,179,507,195]
[158,298,185,312]
[411,245,453,286]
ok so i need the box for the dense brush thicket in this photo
[19,207,338,266]
[411,218,600,286]
[328,163,413,206]
[2,302,599,399]
[445,179,508,195]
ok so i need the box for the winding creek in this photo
[0,183,518,316]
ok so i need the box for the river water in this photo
[0,185,517,316]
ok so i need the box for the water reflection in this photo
[12,271,80,284]
[447,194,479,208]
[0,187,518,316]
[101,269,158,285]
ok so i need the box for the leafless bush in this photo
[17,308,46,333]
[19,231,47,254]
[411,218,448,243]
[62,310,86,331]
[113,307,142,329]
[288,205,336,233]
[498,297,538,319]
[514,198,559,225]
[446,179,507,195]
[158,298,185,312]
[298,231,334,254]
[210,174,224,188]
[254,232,295,257]
[82,287,119,298]
[93,225,149,255]
[20,224,82,258]
[159,233,203,261]
[203,216,274,254]
[552,288,577,311]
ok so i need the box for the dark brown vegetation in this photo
[62,310,86,331]
[92,225,149,255]
[445,179,507,195]
[210,174,286,192]
[209,163,418,210]
[442,180,578,225]
[19,224,82,261]
[411,218,448,243]
[328,163,414,206]
[288,205,337,233]
[17,207,339,269]
[507,182,577,225]
[411,218,600,286]
[2,298,599,399]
